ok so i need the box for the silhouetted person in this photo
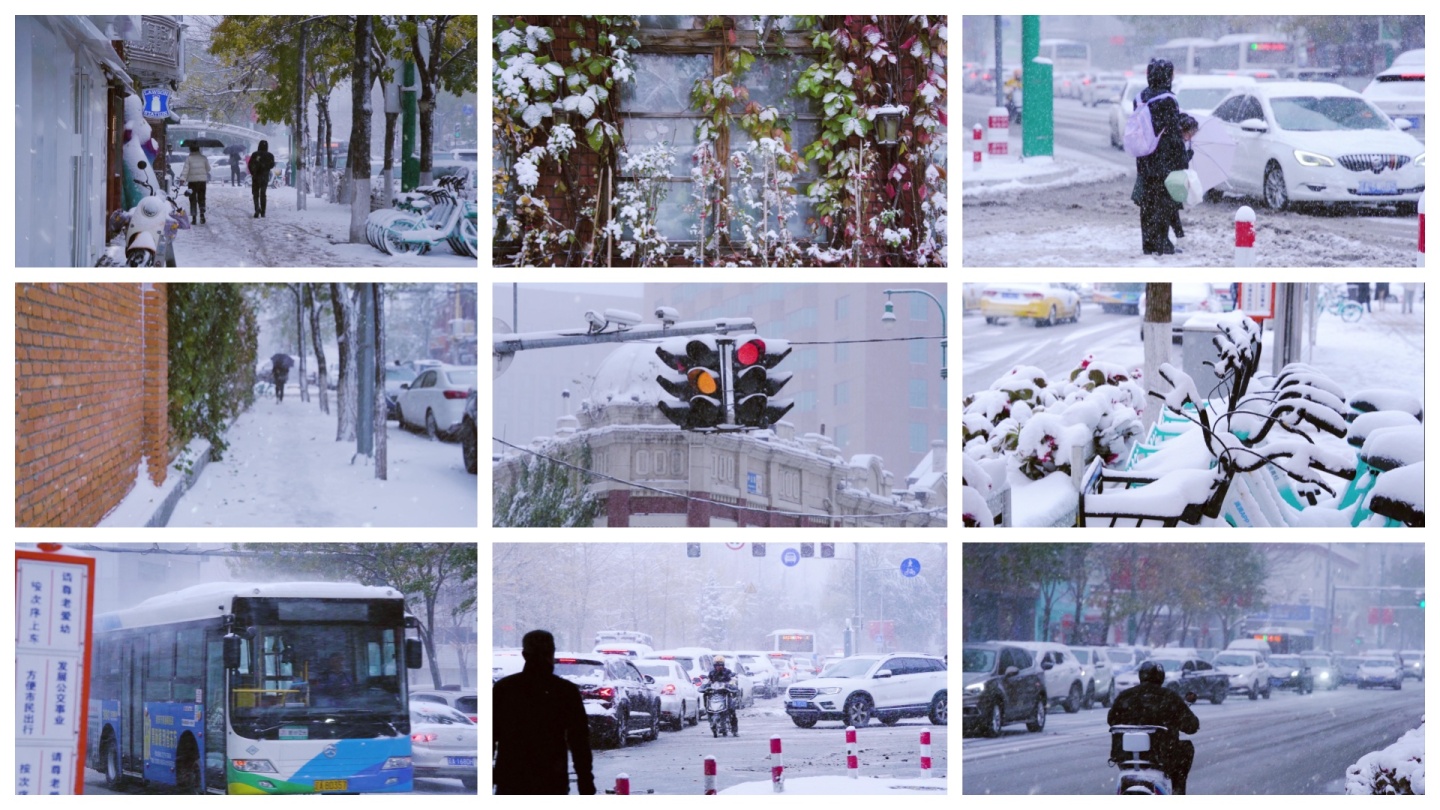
[248,140,276,218]
[270,353,293,403]
[493,630,595,795]
[1108,661,1200,794]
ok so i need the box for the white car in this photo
[1068,645,1117,708]
[784,653,948,728]
[593,642,656,659]
[1207,81,1425,213]
[1212,649,1272,700]
[411,688,477,723]
[1084,72,1129,107]
[1109,78,1149,149]
[409,703,477,790]
[651,647,715,688]
[634,658,701,730]
[1362,49,1424,139]
[733,651,782,697]
[1010,641,1088,713]
[1357,657,1404,690]
[1173,74,1257,117]
[395,364,477,439]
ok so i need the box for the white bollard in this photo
[615,773,630,795]
[920,730,932,779]
[972,124,984,170]
[1235,205,1256,267]
[987,107,1009,156]
[846,725,858,778]
[770,735,784,792]
[703,755,717,795]
[1418,192,1425,268]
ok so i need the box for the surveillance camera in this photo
[655,306,680,324]
[583,310,606,330]
[603,308,643,328]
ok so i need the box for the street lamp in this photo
[880,289,947,380]
[872,103,906,147]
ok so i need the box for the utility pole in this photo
[402,53,419,191]
[993,17,1004,108]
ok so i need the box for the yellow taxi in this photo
[980,284,1083,327]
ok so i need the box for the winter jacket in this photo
[183,152,211,183]
[248,148,277,183]
[493,667,595,795]
[1107,682,1200,767]
[1135,60,1187,183]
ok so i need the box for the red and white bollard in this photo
[987,107,1009,156]
[703,755,717,795]
[615,774,630,795]
[1418,192,1425,267]
[846,725,859,778]
[1234,205,1256,267]
[920,730,933,779]
[972,124,984,170]
[770,735,785,793]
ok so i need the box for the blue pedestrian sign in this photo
[900,558,921,577]
[142,88,169,116]
[781,548,800,567]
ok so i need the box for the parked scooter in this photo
[98,159,190,267]
[701,682,739,738]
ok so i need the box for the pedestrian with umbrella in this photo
[224,143,247,186]
[269,352,294,403]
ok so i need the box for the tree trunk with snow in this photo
[304,283,329,414]
[372,282,387,479]
[350,16,375,243]
[1141,283,1173,432]
[332,283,357,441]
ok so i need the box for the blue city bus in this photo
[87,582,423,794]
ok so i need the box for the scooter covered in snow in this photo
[701,682,739,738]
[98,160,190,267]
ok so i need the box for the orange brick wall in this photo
[15,283,169,527]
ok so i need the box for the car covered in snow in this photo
[492,649,524,683]
[980,284,1082,327]
[411,688,478,723]
[1083,71,1130,107]
[1336,654,1364,685]
[962,642,1047,737]
[651,647,714,687]
[1206,81,1425,213]
[633,658,701,730]
[384,364,417,421]
[1115,655,1230,704]
[784,653,947,728]
[408,702,477,790]
[1266,654,1315,693]
[733,651,782,698]
[554,652,662,747]
[593,642,656,659]
[395,364,478,440]
[1362,49,1424,139]
[1356,656,1404,690]
[1068,645,1117,708]
[1174,74,1258,117]
[1212,649,1272,700]
[1009,641,1088,712]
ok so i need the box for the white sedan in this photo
[395,365,478,439]
[634,658,701,730]
[409,703,477,790]
[1206,81,1425,213]
[1363,49,1424,140]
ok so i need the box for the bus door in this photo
[123,637,144,773]
[205,631,227,791]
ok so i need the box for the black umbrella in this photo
[225,143,247,158]
[270,353,294,372]
[179,137,227,149]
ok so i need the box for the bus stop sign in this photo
[781,548,800,567]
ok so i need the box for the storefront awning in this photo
[48,15,136,93]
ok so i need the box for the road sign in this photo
[901,558,921,577]
[142,88,169,116]
[781,548,800,567]
[725,542,745,551]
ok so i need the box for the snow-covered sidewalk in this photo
[158,389,477,527]
[172,182,476,267]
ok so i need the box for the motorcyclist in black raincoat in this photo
[1107,660,1200,794]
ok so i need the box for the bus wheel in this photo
[102,738,124,789]
[176,737,203,794]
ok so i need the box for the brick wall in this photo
[15,283,169,527]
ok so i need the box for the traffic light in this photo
[732,336,794,428]
[655,338,725,430]
[687,543,701,558]
[821,542,835,558]
[1418,591,1426,609]
[752,543,766,557]
[800,543,814,558]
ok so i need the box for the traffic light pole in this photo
[494,319,756,355]
[717,338,736,426]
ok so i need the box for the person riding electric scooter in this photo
[705,657,740,736]
[1107,660,1199,794]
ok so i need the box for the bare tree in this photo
[304,284,330,414]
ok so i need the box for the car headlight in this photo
[814,686,841,695]
[1290,670,1299,678]
[382,756,413,770]
[1293,149,1336,167]
[231,759,278,773]
[965,682,985,695]
[1415,152,1426,167]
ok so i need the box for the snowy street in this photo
[166,383,477,527]
[171,182,476,268]
[588,696,947,794]
[963,683,1423,794]
[961,92,1422,267]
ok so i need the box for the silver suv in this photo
[784,653,947,728]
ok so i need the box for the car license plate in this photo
[788,700,811,710]
[1357,180,1398,195]
[313,780,348,791]
[447,757,477,767]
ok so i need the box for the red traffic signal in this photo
[732,337,793,428]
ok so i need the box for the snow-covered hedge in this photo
[1345,720,1424,794]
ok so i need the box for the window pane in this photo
[909,378,927,408]
[620,116,697,179]
[748,58,819,116]
[909,339,927,364]
[638,15,704,30]
[909,422,928,453]
[621,54,711,113]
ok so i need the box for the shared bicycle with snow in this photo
[365,174,478,258]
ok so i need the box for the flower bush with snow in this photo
[1345,720,1424,794]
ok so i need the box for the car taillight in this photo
[469,716,478,723]
[411,732,437,743]
[442,389,469,400]
[586,686,615,701]
[982,289,997,297]
[662,684,676,694]
[1024,292,1044,300]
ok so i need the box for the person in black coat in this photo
[1108,661,1201,794]
[247,140,277,218]
[1135,59,1188,256]
[493,630,596,795]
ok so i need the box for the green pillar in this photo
[402,57,419,191]
[1021,16,1053,158]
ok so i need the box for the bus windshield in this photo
[230,598,406,740]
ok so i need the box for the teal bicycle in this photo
[1316,285,1363,323]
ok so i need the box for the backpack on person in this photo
[1123,92,1175,158]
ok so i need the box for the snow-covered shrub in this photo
[1345,721,1424,794]
[609,145,675,266]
